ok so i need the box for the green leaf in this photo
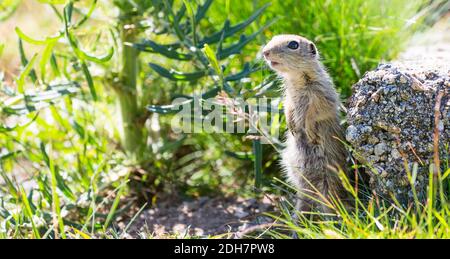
[174,3,186,24]
[66,29,113,63]
[147,100,192,115]
[80,61,98,101]
[103,178,128,231]
[202,44,221,77]
[82,47,114,63]
[183,0,194,23]
[70,120,86,139]
[55,168,76,201]
[158,136,187,153]
[1,82,79,116]
[20,186,41,238]
[49,4,63,21]
[18,39,37,83]
[63,6,114,64]
[147,86,221,115]
[16,53,38,93]
[222,81,234,95]
[133,40,192,60]
[65,1,73,23]
[225,0,231,18]
[74,0,97,28]
[39,142,50,167]
[162,0,185,41]
[0,113,38,132]
[40,143,67,239]
[194,0,213,23]
[443,168,450,180]
[50,53,61,77]
[0,151,20,161]
[36,173,53,205]
[0,152,21,202]
[199,3,269,46]
[0,0,20,21]
[40,41,57,83]
[149,63,206,81]
[200,86,221,99]
[217,18,276,60]
[225,151,253,161]
[121,203,147,235]
[253,78,279,98]
[0,43,4,57]
[172,86,220,100]
[183,0,197,45]
[0,166,20,199]
[15,27,61,46]
[224,63,259,82]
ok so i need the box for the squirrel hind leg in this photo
[294,197,315,218]
[290,198,312,239]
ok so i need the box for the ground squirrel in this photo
[263,35,350,213]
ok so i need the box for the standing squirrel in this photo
[262,35,350,213]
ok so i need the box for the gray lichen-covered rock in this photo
[346,63,449,204]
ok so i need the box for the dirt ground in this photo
[126,195,278,239]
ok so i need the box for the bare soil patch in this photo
[127,195,277,238]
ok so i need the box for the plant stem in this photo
[117,20,144,162]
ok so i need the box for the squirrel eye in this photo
[287,41,299,50]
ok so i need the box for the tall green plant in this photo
[137,1,272,189]
[112,1,156,161]
[7,0,271,189]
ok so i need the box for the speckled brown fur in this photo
[262,35,351,213]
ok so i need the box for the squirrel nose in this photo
[263,50,270,58]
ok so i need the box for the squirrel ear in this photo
[310,43,317,56]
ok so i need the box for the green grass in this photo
[0,0,449,239]
[263,0,439,97]
[264,166,450,239]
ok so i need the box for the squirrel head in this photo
[262,34,319,75]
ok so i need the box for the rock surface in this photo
[346,63,449,204]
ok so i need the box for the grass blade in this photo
[103,178,128,232]
[20,187,41,239]
[40,143,66,239]
[16,53,38,93]
[18,39,38,83]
